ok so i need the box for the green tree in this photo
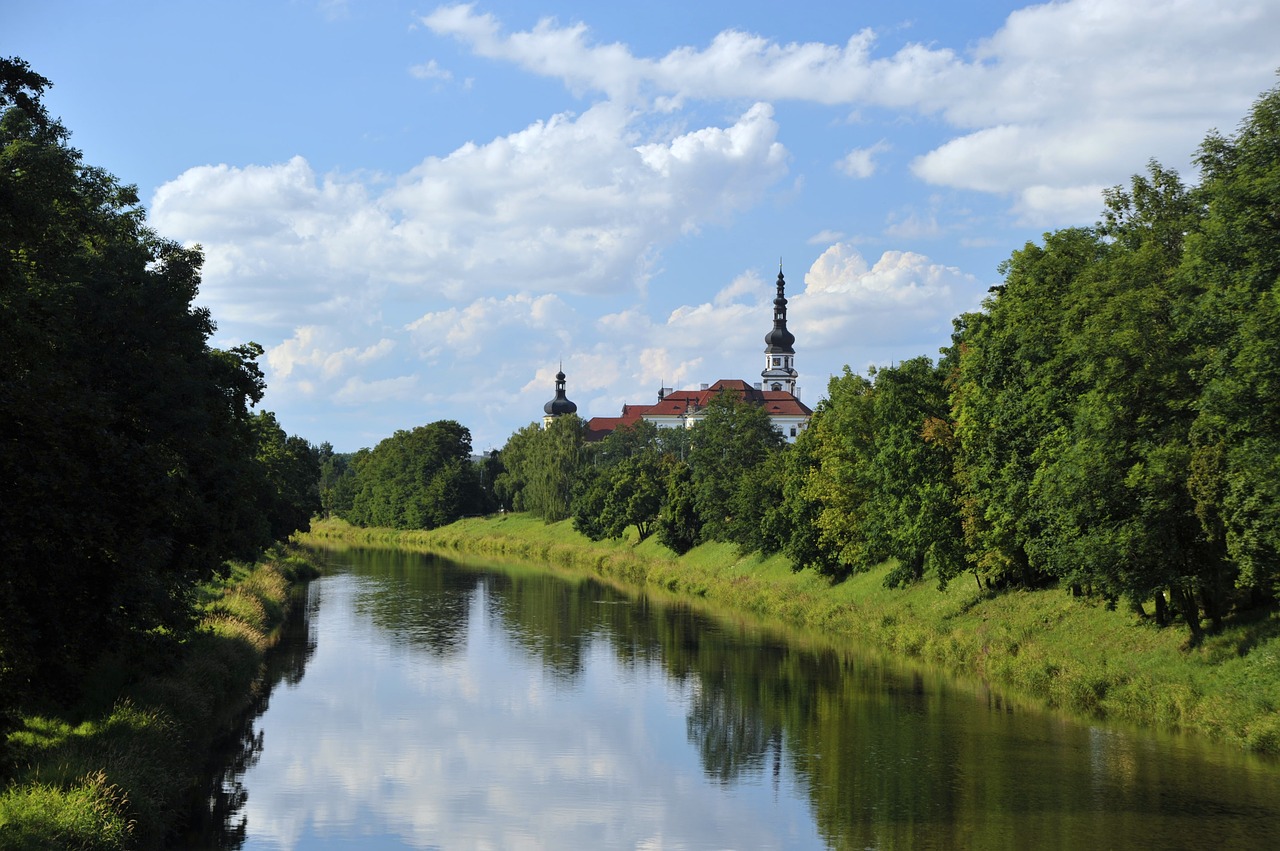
[252,411,322,542]
[1185,82,1280,609]
[657,461,701,555]
[319,444,359,518]
[1028,163,1214,630]
[347,420,483,529]
[687,391,785,546]
[494,423,541,512]
[864,357,965,589]
[522,415,588,522]
[0,58,301,715]
[952,228,1105,590]
[785,368,877,580]
[572,421,674,543]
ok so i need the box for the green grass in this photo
[303,515,1280,755]
[0,546,320,850]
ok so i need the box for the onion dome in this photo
[764,268,796,353]
[543,368,578,416]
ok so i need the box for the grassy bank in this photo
[304,515,1280,755]
[0,547,319,850]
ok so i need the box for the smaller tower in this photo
[762,265,798,395]
[542,366,578,427]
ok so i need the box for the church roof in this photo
[543,369,578,416]
[586,378,811,438]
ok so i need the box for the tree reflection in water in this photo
[186,547,1280,850]
[180,580,320,849]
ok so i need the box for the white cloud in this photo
[797,243,982,351]
[267,326,395,381]
[423,1,1280,224]
[405,293,571,359]
[410,59,453,81]
[333,375,420,406]
[836,141,890,178]
[153,102,788,330]
[807,229,845,245]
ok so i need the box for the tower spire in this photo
[762,265,798,396]
[542,364,577,427]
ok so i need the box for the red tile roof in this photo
[586,378,812,438]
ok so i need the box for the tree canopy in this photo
[0,57,320,716]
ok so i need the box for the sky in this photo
[8,1,1280,453]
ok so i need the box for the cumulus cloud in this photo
[333,375,420,406]
[405,293,571,359]
[836,141,890,178]
[410,58,453,81]
[796,243,982,352]
[267,326,395,381]
[153,102,787,324]
[422,0,1280,223]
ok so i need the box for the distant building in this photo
[541,366,578,428]
[571,266,812,443]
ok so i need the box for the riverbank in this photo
[0,547,319,850]
[303,515,1280,755]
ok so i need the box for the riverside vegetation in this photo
[1,60,323,848]
[306,515,1280,755]
[0,549,319,849]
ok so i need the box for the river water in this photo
[187,545,1280,849]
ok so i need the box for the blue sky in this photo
[9,1,1280,452]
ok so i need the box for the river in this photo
[185,545,1280,849]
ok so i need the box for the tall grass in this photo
[303,515,1280,755]
[0,547,319,850]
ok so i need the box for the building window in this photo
[789,426,797,437]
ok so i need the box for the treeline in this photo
[0,59,321,737]
[495,81,1280,638]
[319,420,500,529]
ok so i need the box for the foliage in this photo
[656,461,702,555]
[572,422,674,543]
[0,57,318,732]
[1185,83,1280,605]
[344,420,486,530]
[493,416,588,522]
[686,390,786,546]
[0,549,317,849]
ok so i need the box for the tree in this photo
[784,368,877,580]
[1027,162,1214,629]
[863,357,965,589]
[252,411,322,543]
[347,420,483,530]
[573,454,664,542]
[1185,82,1280,610]
[571,421,675,543]
[0,58,308,715]
[657,461,701,555]
[951,228,1105,590]
[687,391,785,547]
[521,415,588,522]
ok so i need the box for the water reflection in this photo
[184,581,320,849]
[192,546,1280,850]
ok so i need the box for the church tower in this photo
[762,266,798,396]
[542,366,578,427]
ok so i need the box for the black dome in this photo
[544,395,578,416]
[544,369,577,416]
